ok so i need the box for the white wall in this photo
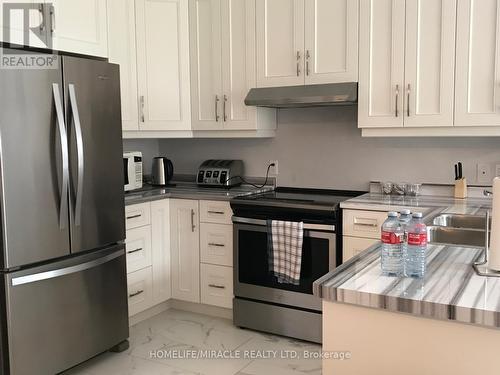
[128,107,500,191]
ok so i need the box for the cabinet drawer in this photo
[343,236,379,263]
[125,226,152,273]
[125,203,151,230]
[343,209,387,239]
[200,223,233,267]
[200,200,232,225]
[127,267,153,316]
[200,264,233,309]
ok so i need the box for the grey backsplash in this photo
[125,106,500,191]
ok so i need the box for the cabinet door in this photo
[136,0,192,131]
[358,0,405,128]
[304,0,359,84]
[107,0,139,131]
[256,0,305,87]
[0,0,46,48]
[49,0,108,57]
[189,0,223,130]
[455,0,500,126]
[151,199,171,304]
[404,0,456,127]
[221,0,257,130]
[170,199,200,303]
[343,237,379,262]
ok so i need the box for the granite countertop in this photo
[314,192,498,329]
[124,182,273,206]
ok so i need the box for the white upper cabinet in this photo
[304,0,359,84]
[135,0,192,132]
[221,0,257,130]
[358,0,405,128]
[455,0,500,127]
[404,0,456,127]
[189,0,223,130]
[49,0,108,57]
[107,0,139,131]
[190,0,258,131]
[359,0,457,129]
[256,0,305,87]
[256,0,359,88]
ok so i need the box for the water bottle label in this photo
[381,231,402,244]
[407,233,427,246]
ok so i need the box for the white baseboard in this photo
[170,299,233,320]
[129,299,233,326]
[129,300,172,326]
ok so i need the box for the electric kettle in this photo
[151,157,174,186]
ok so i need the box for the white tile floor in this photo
[63,309,322,375]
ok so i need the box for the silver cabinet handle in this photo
[395,84,399,117]
[208,243,225,247]
[127,248,143,254]
[12,250,123,286]
[208,284,226,289]
[191,209,196,232]
[354,222,378,227]
[68,84,84,227]
[306,50,310,76]
[140,95,145,122]
[208,210,225,215]
[126,214,142,220]
[49,5,55,33]
[407,84,411,117]
[215,95,220,121]
[129,290,144,298]
[223,95,227,122]
[296,51,301,76]
[39,4,45,32]
[52,83,69,230]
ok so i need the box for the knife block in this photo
[454,178,468,199]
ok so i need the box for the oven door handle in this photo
[232,216,335,232]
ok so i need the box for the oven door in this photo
[233,217,336,311]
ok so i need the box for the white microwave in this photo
[124,152,143,191]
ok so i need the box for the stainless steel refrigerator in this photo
[0,48,128,374]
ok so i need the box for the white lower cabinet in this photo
[200,263,233,309]
[343,236,379,262]
[151,199,172,304]
[170,199,201,303]
[125,226,152,273]
[127,267,154,317]
[200,223,233,267]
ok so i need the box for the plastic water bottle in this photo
[399,209,412,227]
[404,212,427,278]
[381,212,404,276]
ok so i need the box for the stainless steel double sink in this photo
[427,213,489,248]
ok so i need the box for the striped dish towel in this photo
[267,220,304,285]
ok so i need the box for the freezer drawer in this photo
[3,245,129,375]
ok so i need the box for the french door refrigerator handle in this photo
[52,83,69,230]
[68,84,84,226]
[11,250,123,286]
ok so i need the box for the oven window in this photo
[237,229,330,295]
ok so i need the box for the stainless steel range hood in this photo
[244,82,357,108]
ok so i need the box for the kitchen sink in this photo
[432,213,489,230]
[427,226,486,248]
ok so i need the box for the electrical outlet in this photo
[477,163,492,185]
[269,160,279,176]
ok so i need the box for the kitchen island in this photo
[314,193,500,374]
